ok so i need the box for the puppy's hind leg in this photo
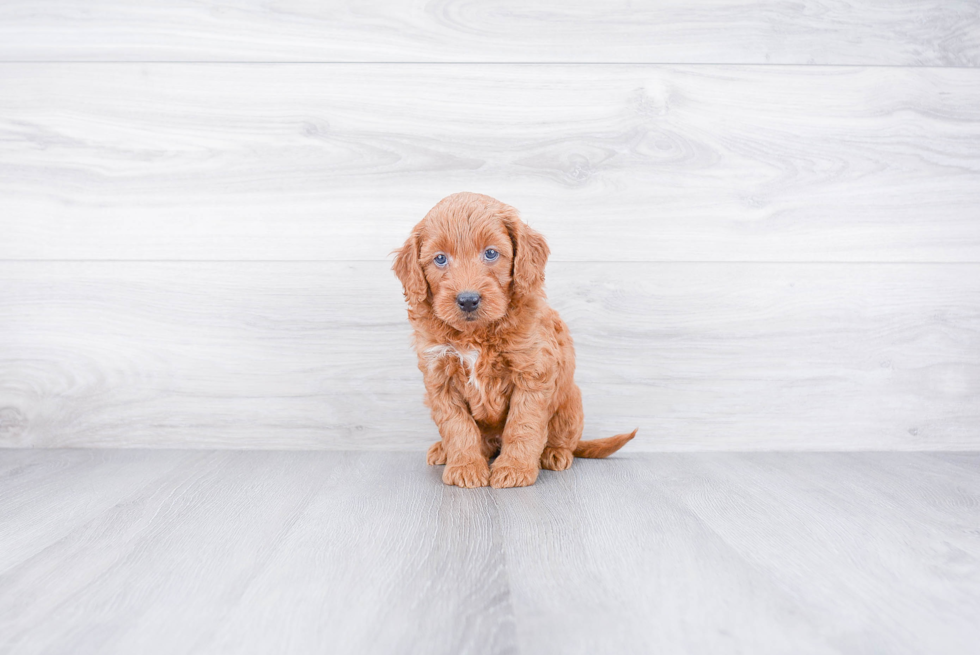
[426,440,447,465]
[540,385,584,471]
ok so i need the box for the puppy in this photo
[393,192,636,488]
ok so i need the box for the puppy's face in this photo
[393,193,549,332]
[419,210,514,330]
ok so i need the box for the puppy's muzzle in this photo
[456,291,481,314]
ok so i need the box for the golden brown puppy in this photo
[393,192,636,488]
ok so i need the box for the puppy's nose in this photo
[456,291,481,313]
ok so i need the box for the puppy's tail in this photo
[572,428,637,459]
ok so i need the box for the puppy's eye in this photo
[483,248,499,262]
[433,253,448,267]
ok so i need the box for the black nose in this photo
[456,291,481,313]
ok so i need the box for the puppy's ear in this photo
[392,228,428,307]
[503,210,550,297]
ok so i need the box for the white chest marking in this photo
[424,344,481,390]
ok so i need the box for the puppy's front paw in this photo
[540,447,574,471]
[426,441,447,465]
[490,461,539,488]
[443,459,490,488]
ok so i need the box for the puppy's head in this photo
[392,192,549,331]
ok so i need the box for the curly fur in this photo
[393,192,636,488]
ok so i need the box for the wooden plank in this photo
[0,1,977,65]
[0,450,195,573]
[0,450,516,654]
[1,261,977,450]
[2,64,980,262]
[200,453,515,655]
[495,452,980,654]
[2,450,978,654]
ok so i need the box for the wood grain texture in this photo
[1,450,978,654]
[495,451,980,654]
[0,450,195,573]
[0,450,516,655]
[0,1,977,65]
[2,64,980,262]
[2,261,978,450]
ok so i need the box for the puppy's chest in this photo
[423,342,512,423]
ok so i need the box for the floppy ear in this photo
[391,228,428,307]
[503,211,550,298]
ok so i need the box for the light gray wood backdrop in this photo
[1,1,978,65]
[1,2,978,449]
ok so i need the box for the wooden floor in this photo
[2,450,978,655]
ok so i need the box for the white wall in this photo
[1,2,978,449]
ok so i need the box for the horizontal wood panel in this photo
[1,261,977,450]
[0,1,977,66]
[2,64,980,262]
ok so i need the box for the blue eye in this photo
[433,253,448,267]
[483,248,499,261]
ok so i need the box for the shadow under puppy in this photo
[393,192,636,488]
